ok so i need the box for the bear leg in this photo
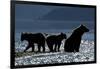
[32,45,34,52]
[58,43,61,52]
[24,45,31,52]
[54,44,57,52]
[75,48,79,52]
[42,46,45,52]
[38,45,41,52]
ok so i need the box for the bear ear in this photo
[24,32,28,34]
[81,24,83,26]
[80,24,85,27]
[61,32,63,34]
[22,32,25,34]
[21,32,26,35]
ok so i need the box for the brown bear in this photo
[21,32,45,52]
[46,33,66,52]
[64,24,89,52]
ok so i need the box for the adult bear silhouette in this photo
[21,32,45,52]
[64,24,89,52]
[46,33,66,52]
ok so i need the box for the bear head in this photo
[79,24,89,33]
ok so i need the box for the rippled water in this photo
[15,40,94,66]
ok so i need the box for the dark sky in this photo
[15,4,95,33]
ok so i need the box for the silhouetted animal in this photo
[64,24,89,52]
[21,33,45,52]
[46,33,66,52]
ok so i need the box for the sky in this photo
[15,4,95,33]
